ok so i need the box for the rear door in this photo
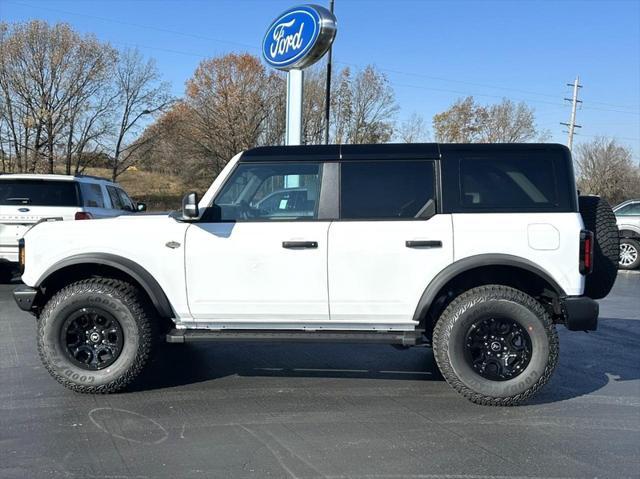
[0,179,80,258]
[327,158,453,328]
[78,182,113,218]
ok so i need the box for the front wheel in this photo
[433,285,558,406]
[619,238,640,270]
[37,278,157,393]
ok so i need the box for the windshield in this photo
[0,179,80,207]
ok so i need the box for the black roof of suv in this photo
[240,143,571,162]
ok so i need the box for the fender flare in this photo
[36,253,174,318]
[412,253,567,324]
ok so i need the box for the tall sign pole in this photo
[324,0,335,145]
[262,5,337,146]
[286,69,304,145]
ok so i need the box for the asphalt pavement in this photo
[1,272,639,479]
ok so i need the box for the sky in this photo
[2,0,639,159]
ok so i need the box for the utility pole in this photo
[560,76,582,151]
[323,0,335,145]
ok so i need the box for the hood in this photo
[23,212,174,241]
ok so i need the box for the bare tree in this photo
[182,53,283,179]
[302,67,327,145]
[0,21,117,174]
[480,99,540,143]
[432,97,483,143]
[110,49,172,180]
[396,112,429,143]
[330,67,353,144]
[433,96,542,143]
[137,57,404,187]
[348,66,398,144]
[575,137,640,205]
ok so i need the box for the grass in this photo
[83,167,188,211]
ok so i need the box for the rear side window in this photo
[616,203,640,216]
[340,160,435,219]
[459,157,558,210]
[79,183,105,208]
[0,180,79,206]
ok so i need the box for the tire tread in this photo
[433,284,559,406]
[579,196,619,298]
[38,277,155,394]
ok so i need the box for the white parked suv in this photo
[14,144,619,405]
[0,174,145,267]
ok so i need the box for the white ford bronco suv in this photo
[13,144,619,406]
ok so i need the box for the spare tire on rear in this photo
[578,195,619,299]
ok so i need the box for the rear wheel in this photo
[619,238,640,270]
[433,285,558,406]
[38,278,156,393]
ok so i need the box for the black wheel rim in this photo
[464,317,532,381]
[61,307,124,370]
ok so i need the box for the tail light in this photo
[579,230,594,275]
[18,238,25,274]
[75,211,93,220]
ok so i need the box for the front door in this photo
[185,161,330,326]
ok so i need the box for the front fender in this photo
[35,253,174,318]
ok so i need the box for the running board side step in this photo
[166,329,423,346]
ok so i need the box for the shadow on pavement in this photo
[130,317,640,405]
[130,341,445,392]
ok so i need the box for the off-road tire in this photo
[578,195,619,298]
[433,285,559,406]
[38,278,156,393]
[619,238,640,270]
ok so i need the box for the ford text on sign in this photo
[262,5,337,71]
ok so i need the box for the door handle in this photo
[282,241,318,249]
[406,240,442,248]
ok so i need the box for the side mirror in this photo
[136,202,147,212]
[182,192,199,219]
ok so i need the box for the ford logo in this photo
[18,208,30,212]
[262,5,337,71]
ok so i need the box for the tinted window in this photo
[340,160,435,219]
[616,203,640,216]
[79,183,105,208]
[0,179,79,206]
[215,162,322,221]
[460,157,557,209]
[106,186,123,210]
[116,188,135,211]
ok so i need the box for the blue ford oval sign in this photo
[262,4,337,71]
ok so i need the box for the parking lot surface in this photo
[1,272,639,479]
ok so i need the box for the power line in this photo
[7,0,639,115]
[6,1,260,51]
